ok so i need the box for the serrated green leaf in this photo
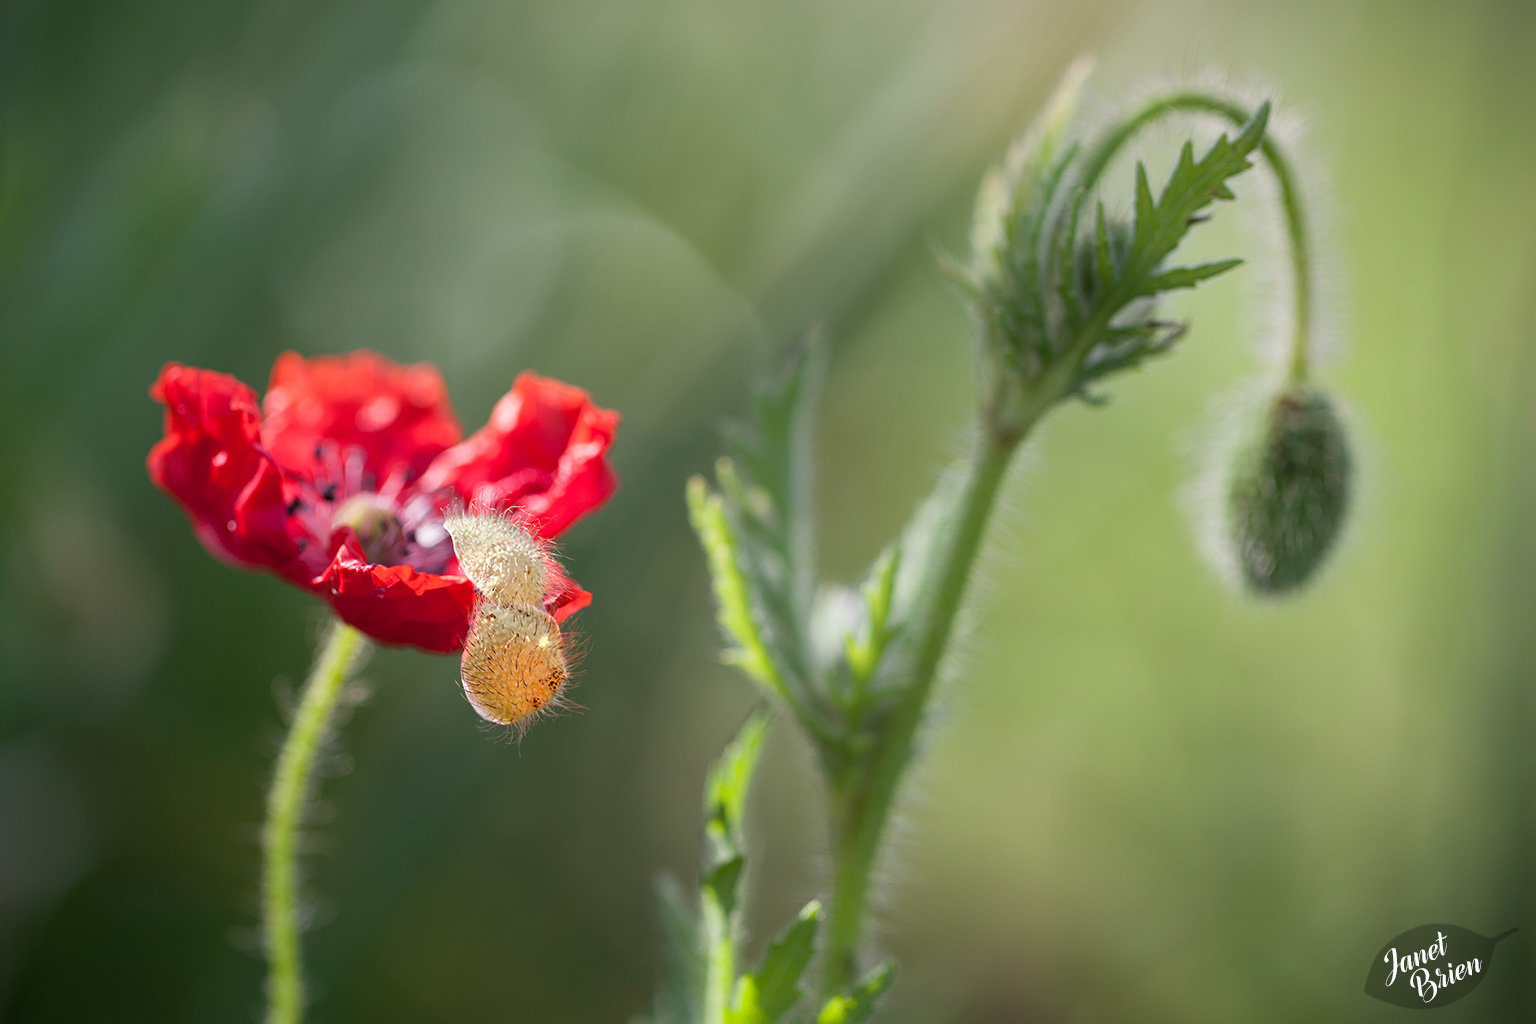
[703,855,746,921]
[840,547,901,705]
[1133,161,1155,230]
[1112,102,1269,303]
[1078,319,1188,386]
[1054,102,1268,401]
[974,57,1093,287]
[886,459,969,638]
[700,708,772,1024]
[690,339,837,740]
[965,84,1272,434]
[1001,138,1081,353]
[687,477,786,700]
[727,901,822,1024]
[1093,201,1114,283]
[702,707,770,895]
[728,338,823,615]
[1146,257,1244,292]
[815,963,894,1024]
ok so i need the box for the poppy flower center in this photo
[276,438,459,574]
[333,494,409,564]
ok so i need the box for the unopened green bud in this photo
[1225,386,1352,595]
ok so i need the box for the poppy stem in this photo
[261,621,370,1024]
[822,429,1019,998]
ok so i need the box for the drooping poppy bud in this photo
[1224,385,1352,594]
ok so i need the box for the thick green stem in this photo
[701,897,735,1024]
[822,433,1017,996]
[262,621,369,1024]
[1068,90,1314,381]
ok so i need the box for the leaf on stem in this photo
[727,901,822,1024]
[641,709,773,1024]
[688,478,788,701]
[688,339,833,736]
[839,547,900,706]
[1063,104,1269,396]
[814,963,895,1024]
[964,78,1271,432]
[703,707,770,923]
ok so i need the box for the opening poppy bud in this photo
[1225,385,1352,595]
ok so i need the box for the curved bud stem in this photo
[1066,89,1315,382]
[262,620,370,1024]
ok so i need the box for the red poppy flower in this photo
[148,350,618,653]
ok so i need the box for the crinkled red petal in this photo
[148,364,303,574]
[261,350,462,484]
[420,372,619,538]
[313,532,592,650]
[312,532,478,653]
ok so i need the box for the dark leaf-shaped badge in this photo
[1363,923,1516,1008]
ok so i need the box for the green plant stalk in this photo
[702,894,735,1024]
[821,430,1017,997]
[262,621,369,1024]
[1067,90,1314,381]
[821,291,1134,994]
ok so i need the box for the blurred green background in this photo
[3,0,1535,1020]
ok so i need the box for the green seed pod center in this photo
[332,494,408,565]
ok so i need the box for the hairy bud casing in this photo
[459,602,568,726]
[444,512,571,727]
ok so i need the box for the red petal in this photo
[313,534,477,653]
[544,562,592,623]
[313,533,588,651]
[148,364,302,573]
[261,350,462,485]
[421,372,619,538]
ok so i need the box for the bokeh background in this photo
[4,0,1536,1020]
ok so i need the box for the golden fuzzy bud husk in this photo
[459,602,569,727]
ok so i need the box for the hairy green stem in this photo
[702,896,735,1023]
[822,432,1017,996]
[1068,90,1314,381]
[262,621,369,1024]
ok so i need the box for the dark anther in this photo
[313,443,325,460]
[286,498,304,515]
[320,484,337,503]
